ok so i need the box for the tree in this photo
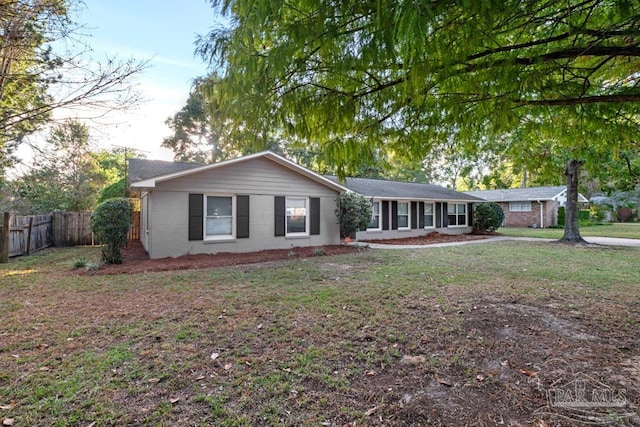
[91,197,132,264]
[474,203,505,233]
[0,0,145,174]
[200,0,640,243]
[9,119,107,213]
[335,191,372,239]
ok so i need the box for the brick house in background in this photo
[464,186,589,228]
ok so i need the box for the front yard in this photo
[498,222,640,239]
[1,241,639,425]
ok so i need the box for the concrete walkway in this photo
[350,235,640,249]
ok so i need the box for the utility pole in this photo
[113,145,149,197]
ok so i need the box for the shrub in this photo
[473,202,504,232]
[91,198,133,264]
[578,209,590,221]
[558,206,565,226]
[336,191,372,238]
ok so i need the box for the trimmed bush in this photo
[336,191,372,238]
[578,209,590,221]
[473,202,504,232]
[91,198,133,264]
[558,206,565,226]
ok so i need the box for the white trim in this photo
[285,196,309,237]
[447,202,468,227]
[509,201,532,212]
[204,193,236,241]
[367,200,382,231]
[397,201,410,230]
[131,151,349,193]
[423,202,435,229]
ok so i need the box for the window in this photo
[368,201,381,230]
[424,202,434,228]
[447,203,467,227]
[286,197,308,235]
[205,195,234,239]
[509,201,532,212]
[397,202,409,229]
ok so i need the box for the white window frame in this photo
[285,196,309,236]
[397,201,410,230]
[423,202,435,229]
[509,201,532,212]
[204,194,236,240]
[367,200,381,231]
[447,203,467,227]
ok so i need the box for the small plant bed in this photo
[75,241,365,275]
[362,231,491,245]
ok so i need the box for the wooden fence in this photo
[0,211,141,261]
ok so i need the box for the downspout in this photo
[537,200,543,228]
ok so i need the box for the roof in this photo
[325,176,483,202]
[128,158,201,184]
[464,186,588,202]
[129,151,349,193]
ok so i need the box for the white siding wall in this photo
[145,158,341,259]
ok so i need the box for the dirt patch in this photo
[78,241,365,275]
[362,231,492,245]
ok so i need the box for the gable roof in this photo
[464,186,588,203]
[325,176,483,202]
[128,158,202,184]
[129,151,349,193]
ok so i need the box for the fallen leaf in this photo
[223,363,232,370]
[170,397,180,404]
[148,378,161,383]
[39,366,50,371]
[210,352,219,361]
[2,419,14,426]
[365,370,375,376]
[520,368,538,377]
[195,375,205,381]
[476,374,486,382]
[257,323,263,329]
[435,374,452,386]
[0,401,17,410]
[365,406,378,416]
[401,355,426,365]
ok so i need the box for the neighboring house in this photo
[464,186,589,228]
[129,152,348,259]
[326,176,483,240]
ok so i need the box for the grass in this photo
[1,243,639,425]
[498,222,640,239]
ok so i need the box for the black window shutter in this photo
[237,195,250,238]
[443,202,449,227]
[382,200,389,230]
[391,201,398,230]
[188,194,203,241]
[310,197,320,235]
[418,202,425,228]
[274,196,285,236]
[435,202,442,228]
[467,203,474,227]
[411,202,418,229]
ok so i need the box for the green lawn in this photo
[498,222,640,239]
[1,243,639,425]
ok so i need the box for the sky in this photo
[18,0,220,168]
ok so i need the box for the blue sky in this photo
[69,0,219,160]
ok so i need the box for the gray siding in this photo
[144,158,341,259]
[155,157,337,197]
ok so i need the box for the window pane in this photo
[424,203,433,214]
[368,216,379,229]
[206,218,232,235]
[398,216,409,228]
[287,216,306,233]
[372,202,379,214]
[398,203,408,214]
[458,215,466,225]
[457,204,466,214]
[447,204,456,214]
[424,215,434,227]
[448,214,457,225]
[207,196,232,216]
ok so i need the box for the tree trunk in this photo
[560,159,585,243]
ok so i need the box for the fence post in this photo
[26,216,34,256]
[0,212,9,263]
